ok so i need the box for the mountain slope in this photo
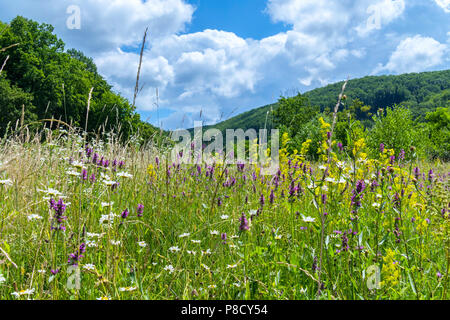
[199,69,450,133]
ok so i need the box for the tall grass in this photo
[0,122,448,300]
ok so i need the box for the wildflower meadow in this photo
[0,116,448,300]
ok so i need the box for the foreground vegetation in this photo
[0,119,448,300]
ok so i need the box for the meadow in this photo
[0,116,448,300]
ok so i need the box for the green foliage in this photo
[0,77,36,134]
[273,93,319,131]
[366,106,424,159]
[0,16,158,142]
[424,107,450,160]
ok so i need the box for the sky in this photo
[0,0,449,130]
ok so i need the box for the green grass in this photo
[0,127,448,300]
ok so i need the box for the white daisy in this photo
[0,179,13,186]
[119,286,137,292]
[11,288,35,298]
[137,241,147,248]
[302,215,316,223]
[117,172,133,179]
[210,230,219,235]
[27,214,43,221]
[169,246,181,252]
[83,264,95,271]
[179,233,190,238]
[164,265,175,273]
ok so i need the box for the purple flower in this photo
[82,169,88,181]
[239,213,250,231]
[321,194,327,205]
[414,167,420,180]
[380,143,385,153]
[398,149,405,161]
[260,194,265,206]
[428,169,434,182]
[51,269,60,275]
[50,198,67,231]
[68,243,86,266]
[121,209,129,219]
[221,233,227,244]
[337,142,343,153]
[269,189,275,204]
[137,204,144,217]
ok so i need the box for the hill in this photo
[197,69,450,133]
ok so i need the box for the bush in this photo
[366,106,425,159]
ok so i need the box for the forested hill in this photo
[199,69,450,133]
[0,16,158,140]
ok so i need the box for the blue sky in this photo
[0,0,449,129]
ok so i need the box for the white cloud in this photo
[0,0,194,54]
[1,0,448,129]
[373,35,447,74]
[435,0,450,13]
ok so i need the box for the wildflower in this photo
[221,233,227,244]
[137,241,147,248]
[97,296,111,300]
[119,286,137,292]
[101,202,114,208]
[202,264,210,271]
[81,169,88,181]
[66,170,80,177]
[208,285,217,289]
[39,188,63,197]
[191,240,201,244]
[121,209,129,219]
[27,214,43,221]
[0,179,13,186]
[201,249,212,256]
[227,263,238,269]
[302,215,316,223]
[117,172,133,179]
[221,215,229,220]
[137,204,144,217]
[83,264,95,271]
[110,240,121,246]
[210,230,219,235]
[11,288,35,298]
[50,198,67,231]
[239,213,250,231]
[260,193,265,206]
[68,243,86,266]
[51,269,60,275]
[179,233,190,238]
[0,274,6,284]
[379,143,385,154]
[169,246,181,253]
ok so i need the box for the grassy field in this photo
[0,123,448,300]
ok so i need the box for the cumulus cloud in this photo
[0,0,194,54]
[373,35,447,74]
[435,0,450,13]
[0,0,448,129]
